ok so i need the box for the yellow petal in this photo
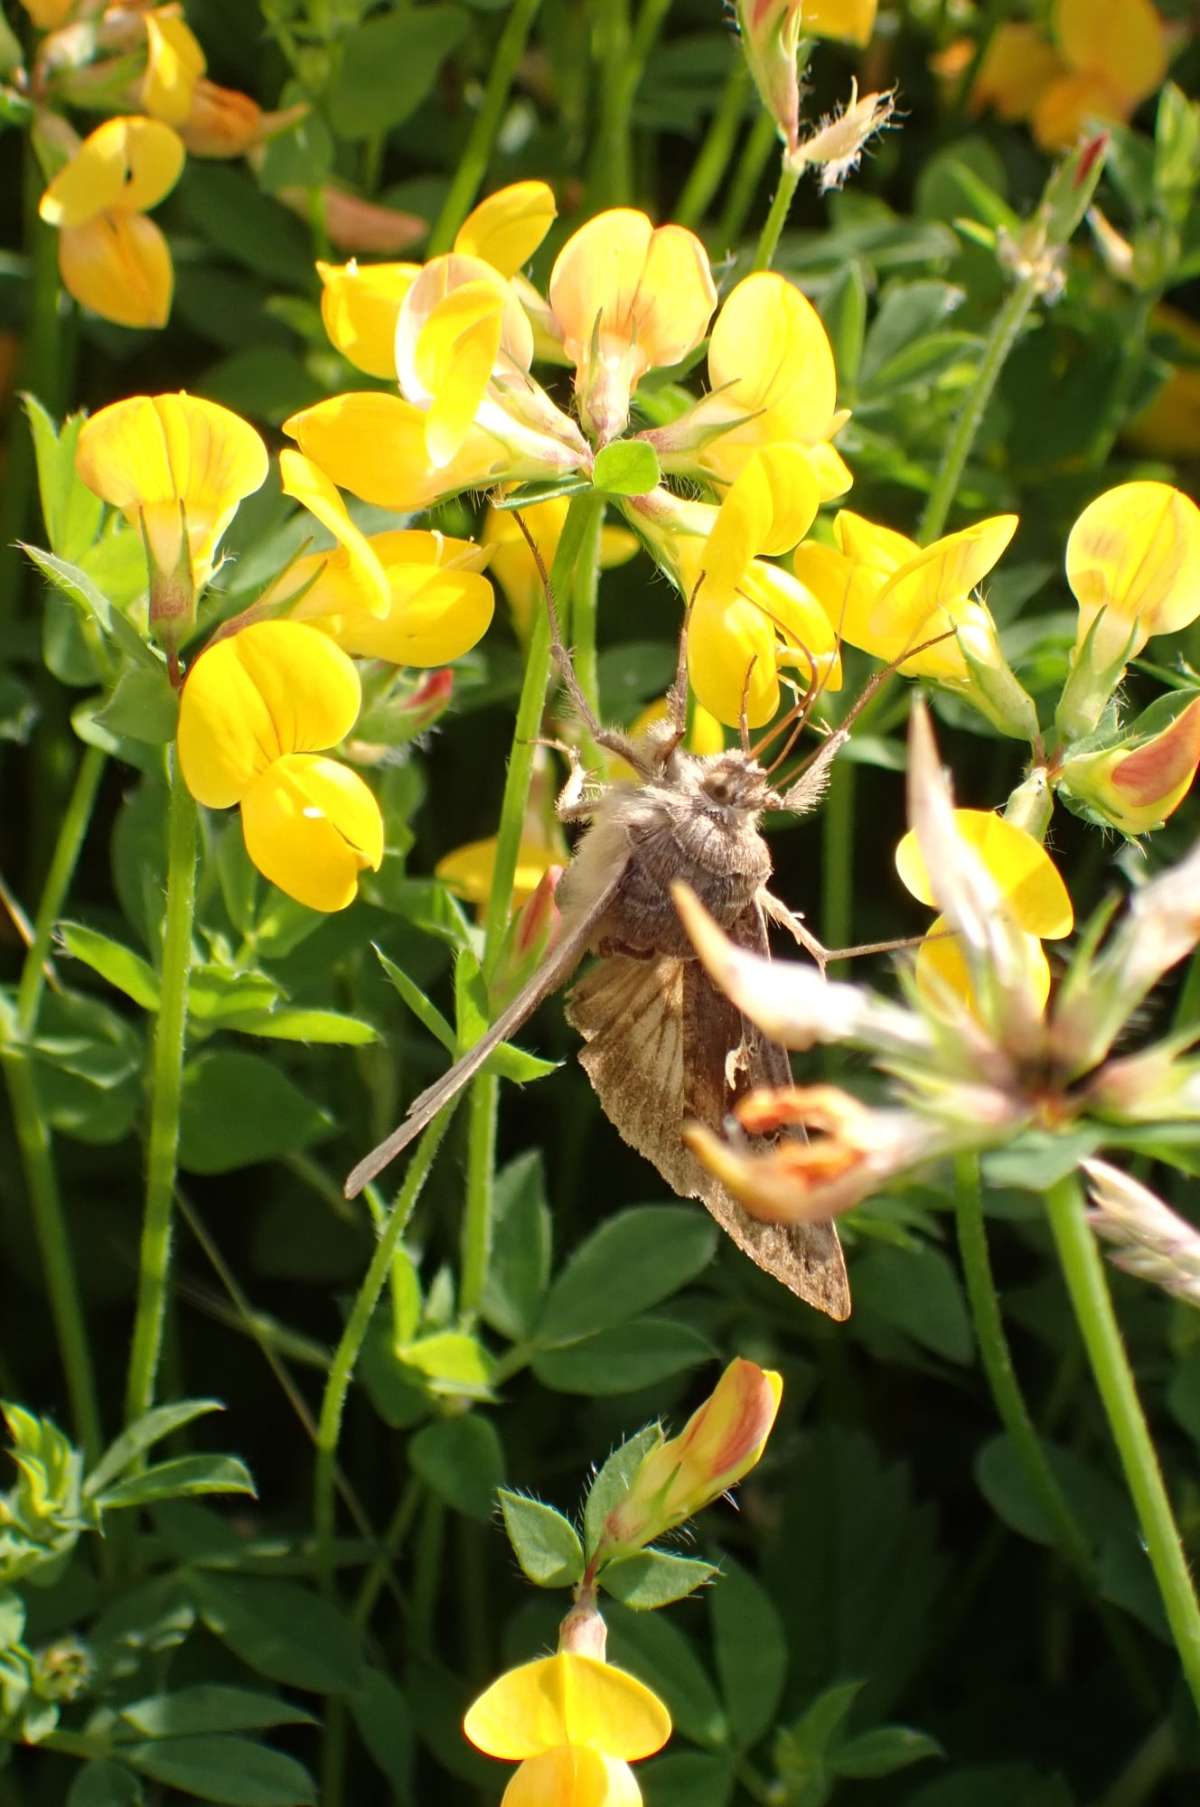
[240,754,383,912]
[707,272,837,435]
[76,392,268,582]
[40,117,184,227]
[502,1748,643,1807]
[1066,482,1200,655]
[455,180,557,277]
[800,0,879,46]
[895,810,1073,937]
[317,259,420,379]
[19,0,75,25]
[284,392,503,510]
[280,447,390,618]
[436,834,559,910]
[688,583,781,728]
[397,253,533,410]
[833,510,915,576]
[464,1655,671,1762]
[971,23,1063,122]
[741,562,843,694]
[142,9,207,125]
[57,211,174,330]
[1032,72,1124,151]
[916,912,1051,1016]
[1054,0,1166,100]
[706,447,820,592]
[309,555,494,665]
[178,620,362,807]
[414,281,505,467]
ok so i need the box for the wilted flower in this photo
[801,82,895,192]
[1083,1159,1200,1307]
[177,620,384,913]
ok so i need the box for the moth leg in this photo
[548,738,605,823]
[759,887,830,975]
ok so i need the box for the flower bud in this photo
[595,1359,781,1560]
[734,0,804,153]
[1057,693,1200,835]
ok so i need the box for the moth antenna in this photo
[512,506,647,774]
[666,573,703,742]
[762,633,823,777]
[738,653,759,755]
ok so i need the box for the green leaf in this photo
[27,989,142,1144]
[124,1736,316,1806]
[601,1550,717,1609]
[498,1490,584,1587]
[583,1425,661,1556]
[178,1051,332,1173]
[350,1669,413,1800]
[181,164,315,287]
[194,1574,363,1694]
[58,922,160,1010]
[218,1008,378,1045]
[481,1151,553,1340]
[537,1206,718,1342]
[974,1435,1121,1555]
[533,1318,714,1394]
[906,1766,1073,1807]
[375,946,455,1052]
[22,543,158,670]
[709,1554,787,1748]
[851,1245,973,1365]
[593,440,661,496]
[819,261,868,389]
[95,1454,257,1511]
[410,1415,505,1522]
[329,7,469,137]
[92,667,179,744]
[67,1763,144,1807]
[982,1128,1103,1191]
[24,397,104,562]
[85,1400,225,1498]
[200,347,325,428]
[834,1725,943,1778]
[118,1687,315,1738]
[860,280,965,385]
[639,1752,734,1807]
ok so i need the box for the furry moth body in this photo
[346,711,852,1322]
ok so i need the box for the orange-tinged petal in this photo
[280,447,390,618]
[317,259,420,379]
[464,1654,671,1762]
[397,253,533,403]
[178,620,362,807]
[142,9,206,125]
[1111,699,1200,821]
[283,392,504,511]
[917,912,1051,1015]
[178,81,265,157]
[1066,482,1200,658]
[896,810,1073,937]
[549,209,715,375]
[502,1748,642,1807]
[57,212,174,330]
[1054,0,1166,100]
[40,117,184,227]
[455,180,557,277]
[241,753,383,912]
[19,0,74,25]
[76,392,268,581]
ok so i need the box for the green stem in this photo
[460,1069,499,1319]
[567,492,604,769]
[124,760,198,1425]
[918,271,1039,544]
[954,1155,1095,1577]
[753,149,801,272]
[313,1103,457,1586]
[2,744,106,1461]
[675,60,751,230]
[588,0,632,208]
[427,0,545,255]
[352,1478,421,1631]
[1044,1172,1200,1717]
[715,109,777,251]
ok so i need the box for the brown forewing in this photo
[565,905,851,1320]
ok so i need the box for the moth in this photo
[346,531,883,1321]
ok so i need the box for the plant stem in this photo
[352,1477,421,1631]
[954,1155,1095,1577]
[918,270,1039,544]
[313,1102,457,1587]
[1044,1171,1200,1717]
[676,60,751,230]
[567,491,604,768]
[427,0,545,254]
[588,0,632,207]
[460,1067,499,1318]
[125,758,198,1425]
[753,149,801,272]
[715,109,777,251]
[3,744,106,1462]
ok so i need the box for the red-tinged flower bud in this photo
[489,866,563,1012]
[1058,694,1200,835]
[595,1359,781,1560]
[734,0,804,154]
[277,182,426,255]
[398,667,454,736]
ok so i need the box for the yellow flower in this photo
[791,510,1037,740]
[548,209,717,443]
[963,24,1063,124]
[597,1359,782,1559]
[141,7,207,125]
[636,446,840,728]
[464,1652,671,1807]
[482,497,638,637]
[1066,481,1200,670]
[895,810,1073,1013]
[39,116,184,329]
[454,179,557,277]
[1058,694,1200,836]
[437,836,565,915]
[75,392,268,599]
[647,271,852,504]
[801,0,878,45]
[178,621,383,912]
[284,390,514,513]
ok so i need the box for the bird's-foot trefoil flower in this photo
[75,391,269,662]
[177,620,383,913]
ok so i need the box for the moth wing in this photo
[566,911,850,1321]
[345,861,628,1198]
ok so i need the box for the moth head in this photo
[697,750,772,815]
